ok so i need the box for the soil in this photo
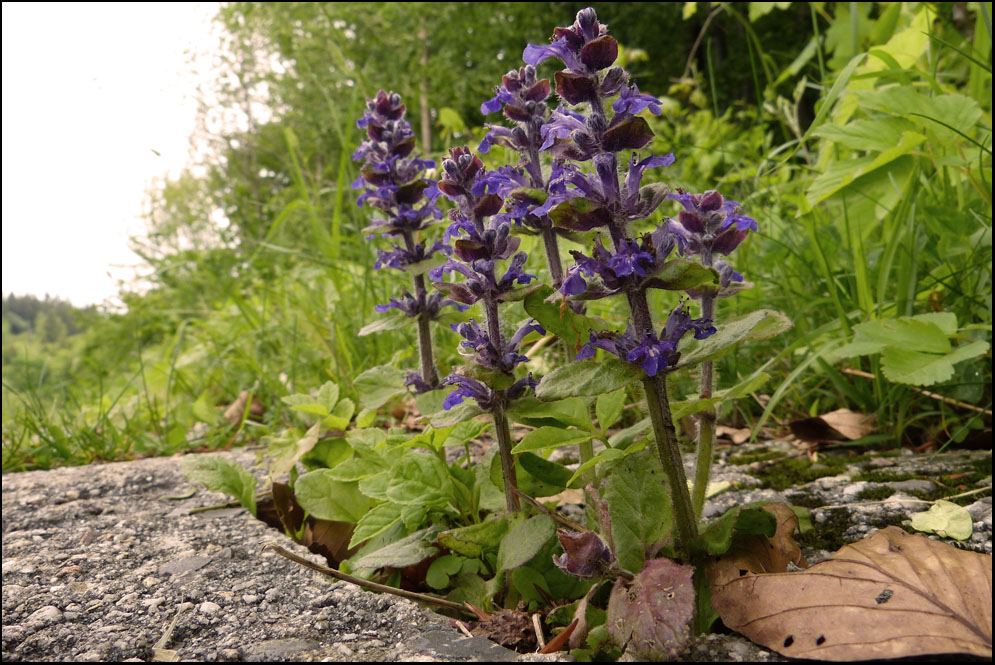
[2,441,990,662]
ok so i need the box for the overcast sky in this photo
[2,2,219,307]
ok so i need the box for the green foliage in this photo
[180,455,259,516]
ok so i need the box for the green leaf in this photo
[385,453,454,508]
[677,310,792,369]
[852,317,952,355]
[644,258,718,291]
[524,285,608,349]
[348,502,403,548]
[358,314,411,336]
[457,363,515,390]
[181,455,258,517]
[812,116,917,152]
[441,419,491,447]
[670,372,770,421]
[264,422,321,477]
[511,426,593,454]
[607,418,651,449]
[429,400,484,427]
[519,452,574,491]
[548,197,610,231]
[401,253,448,277]
[323,397,355,429]
[881,340,989,386]
[909,500,973,540]
[693,506,781,557]
[301,436,353,471]
[293,469,372,523]
[439,516,510,558]
[357,471,390,501]
[350,525,442,569]
[566,446,630,487]
[508,396,592,429]
[536,359,644,401]
[426,554,464,590]
[323,456,387,482]
[354,365,409,410]
[807,131,925,206]
[602,449,672,573]
[496,514,556,573]
[596,389,627,431]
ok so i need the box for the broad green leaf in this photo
[602,448,672,573]
[511,426,592,454]
[596,388,627,431]
[748,1,791,21]
[519,452,574,491]
[670,372,770,421]
[426,554,464,589]
[429,400,484,427]
[293,469,371,523]
[442,419,491,447]
[264,422,320,477]
[354,365,408,410]
[401,504,428,530]
[281,395,330,417]
[607,418,651,449]
[317,381,340,411]
[677,310,792,369]
[910,312,958,336]
[536,358,645,401]
[812,117,916,152]
[348,502,403,548]
[909,500,973,540]
[181,455,258,517]
[524,285,609,349]
[385,452,454,508]
[301,436,353,471]
[858,89,983,139]
[852,317,952,355]
[645,258,718,291]
[357,471,390,501]
[323,456,387,482]
[566,446,629,487]
[350,525,442,569]
[358,315,410,336]
[807,131,925,206]
[323,397,355,429]
[496,514,555,573]
[881,340,989,386]
[508,396,592,429]
[439,516,510,558]
[415,389,447,420]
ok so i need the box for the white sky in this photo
[2,2,220,307]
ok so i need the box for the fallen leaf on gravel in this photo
[715,426,752,444]
[789,408,874,442]
[709,524,992,660]
[909,499,973,540]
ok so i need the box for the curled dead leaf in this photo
[790,408,874,443]
[223,390,265,424]
[709,521,992,661]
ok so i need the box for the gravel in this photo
[3,443,989,661]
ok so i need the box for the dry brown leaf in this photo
[715,426,752,444]
[709,525,992,660]
[223,390,265,423]
[790,408,874,443]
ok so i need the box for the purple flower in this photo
[612,83,663,117]
[575,302,715,376]
[607,238,654,277]
[441,374,493,410]
[374,291,468,318]
[666,190,757,257]
[451,318,544,373]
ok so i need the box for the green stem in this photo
[692,251,717,518]
[484,297,520,513]
[404,231,439,389]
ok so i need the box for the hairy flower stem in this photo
[404,232,439,389]
[691,249,717,518]
[600,146,698,550]
[484,294,521,513]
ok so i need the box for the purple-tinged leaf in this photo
[548,197,611,231]
[580,35,618,70]
[473,193,504,218]
[601,116,654,153]
[555,71,597,105]
[395,179,429,205]
[607,558,695,660]
[432,282,477,305]
[553,529,615,578]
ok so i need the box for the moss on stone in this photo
[856,486,896,501]
[727,448,785,465]
[753,456,849,491]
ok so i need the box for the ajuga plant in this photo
[522,7,719,548]
[353,91,460,392]
[430,147,545,512]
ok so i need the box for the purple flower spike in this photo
[666,189,757,257]
[553,529,615,579]
[441,374,493,410]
